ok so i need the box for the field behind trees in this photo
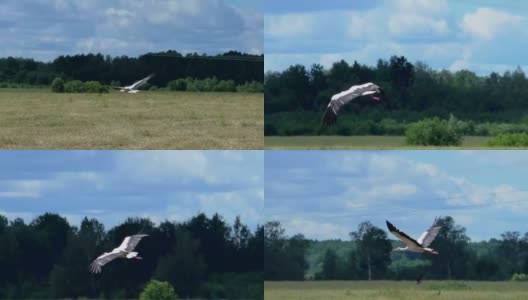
[265,136,490,149]
[265,281,528,300]
[0,89,263,149]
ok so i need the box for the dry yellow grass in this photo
[0,89,263,149]
[265,281,528,300]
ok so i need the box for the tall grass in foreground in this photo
[0,89,263,149]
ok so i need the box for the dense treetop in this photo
[0,212,263,299]
[0,50,263,87]
[265,56,528,136]
[265,217,528,282]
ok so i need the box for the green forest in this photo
[264,217,528,282]
[0,212,263,299]
[0,50,263,88]
[265,56,528,137]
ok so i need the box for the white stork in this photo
[386,218,441,255]
[113,74,155,94]
[89,234,148,273]
[322,82,383,126]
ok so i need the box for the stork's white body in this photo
[323,82,382,126]
[89,234,148,273]
[387,218,441,255]
[114,74,154,94]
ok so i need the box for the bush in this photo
[51,77,64,93]
[64,80,85,93]
[199,273,263,300]
[139,280,178,300]
[168,79,187,91]
[487,133,528,147]
[215,80,236,92]
[83,81,108,93]
[512,273,528,281]
[110,80,121,87]
[236,81,264,93]
[405,118,463,146]
[167,77,262,93]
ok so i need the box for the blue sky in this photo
[0,0,263,61]
[0,151,263,230]
[265,0,528,74]
[265,151,528,242]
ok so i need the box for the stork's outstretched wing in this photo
[322,82,382,126]
[116,234,148,252]
[129,74,155,90]
[89,251,121,274]
[386,220,422,248]
[122,234,148,252]
[417,217,442,247]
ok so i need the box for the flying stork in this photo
[89,234,148,273]
[113,74,155,94]
[386,218,441,255]
[322,82,384,126]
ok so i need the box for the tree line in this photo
[265,56,528,136]
[265,217,528,281]
[0,50,263,87]
[0,212,263,299]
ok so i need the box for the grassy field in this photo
[0,89,263,149]
[265,136,496,149]
[265,280,528,300]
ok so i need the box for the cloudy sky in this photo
[0,0,263,61]
[0,151,263,230]
[265,0,528,74]
[266,151,528,242]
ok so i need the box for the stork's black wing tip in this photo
[322,108,337,127]
[386,220,395,230]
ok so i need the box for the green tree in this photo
[264,221,309,280]
[429,216,471,279]
[321,249,339,279]
[154,230,206,298]
[350,221,392,280]
[139,280,178,300]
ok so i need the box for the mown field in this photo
[265,280,528,300]
[265,136,495,150]
[0,89,263,149]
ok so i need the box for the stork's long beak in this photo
[371,95,381,101]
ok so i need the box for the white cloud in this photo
[391,0,449,15]
[286,218,350,240]
[265,14,314,38]
[197,191,261,222]
[462,8,523,40]
[77,38,131,53]
[1,0,262,60]
[388,14,449,36]
[0,180,43,198]
[116,151,212,183]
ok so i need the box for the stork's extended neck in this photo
[392,246,408,252]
